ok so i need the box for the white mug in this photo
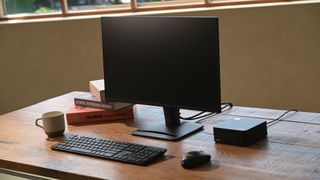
[35,111,65,138]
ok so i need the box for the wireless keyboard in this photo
[51,134,167,165]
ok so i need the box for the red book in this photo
[66,105,134,124]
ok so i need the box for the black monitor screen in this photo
[101,16,221,113]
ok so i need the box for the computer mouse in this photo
[181,151,211,169]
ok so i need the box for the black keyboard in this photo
[51,135,167,165]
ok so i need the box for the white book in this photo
[89,79,105,102]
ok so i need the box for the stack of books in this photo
[66,79,134,124]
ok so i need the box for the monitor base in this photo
[132,122,204,141]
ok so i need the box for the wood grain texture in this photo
[0,92,319,180]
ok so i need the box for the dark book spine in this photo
[74,98,114,110]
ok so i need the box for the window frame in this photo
[0,0,284,21]
[0,0,4,17]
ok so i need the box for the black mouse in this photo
[181,151,211,169]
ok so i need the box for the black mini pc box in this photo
[213,118,267,146]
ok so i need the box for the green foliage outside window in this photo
[35,7,54,13]
[5,0,37,14]
[5,0,55,14]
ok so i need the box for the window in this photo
[0,0,285,21]
[137,0,203,8]
[67,0,130,12]
[4,0,61,15]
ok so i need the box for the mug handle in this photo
[35,118,44,129]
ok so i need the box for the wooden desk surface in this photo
[0,92,319,180]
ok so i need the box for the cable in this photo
[180,102,233,120]
[192,102,233,120]
[179,111,206,120]
[180,104,297,126]
[267,109,298,126]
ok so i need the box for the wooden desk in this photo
[0,92,319,180]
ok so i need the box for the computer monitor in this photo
[101,16,221,141]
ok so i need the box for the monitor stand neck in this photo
[163,107,180,127]
[131,107,204,141]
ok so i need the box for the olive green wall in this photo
[0,1,320,114]
[0,18,103,114]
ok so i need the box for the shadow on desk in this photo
[186,159,220,172]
